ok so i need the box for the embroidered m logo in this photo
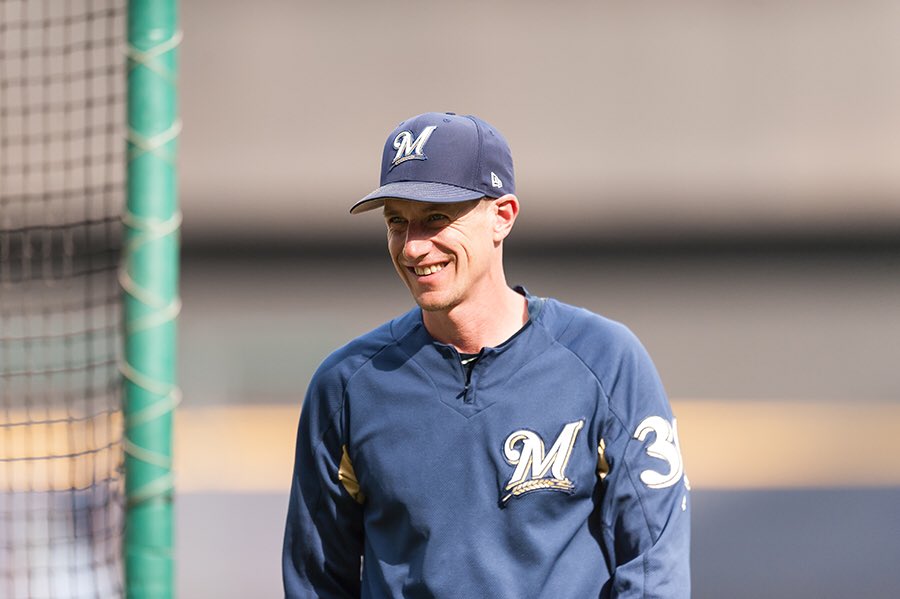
[502,420,584,504]
[390,125,438,169]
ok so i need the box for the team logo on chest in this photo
[501,420,584,504]
[390,125,437,169]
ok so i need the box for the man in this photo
[283,112,691,598]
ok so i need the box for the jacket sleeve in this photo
[597,333,691,598]
[283,369,364,598]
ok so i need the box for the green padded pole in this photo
[124,1,181,597]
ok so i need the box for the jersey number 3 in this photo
[633,416,684,489]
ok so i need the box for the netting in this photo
[0,1,126,597]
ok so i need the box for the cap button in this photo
[444,112,456,115]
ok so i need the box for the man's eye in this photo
[427,214,449,223]
[388,217,406,225]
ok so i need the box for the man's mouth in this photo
[411,263,447,276]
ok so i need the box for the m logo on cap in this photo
[391,126,437,169]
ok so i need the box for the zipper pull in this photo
[463,380,473,404]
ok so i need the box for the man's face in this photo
[383,198,496,312]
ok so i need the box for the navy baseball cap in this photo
[350,112,515,214]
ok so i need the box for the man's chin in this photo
[416,300,452,313]
[413,292,460,313]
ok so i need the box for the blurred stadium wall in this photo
[172,1,900,598]
[179,0,900,249]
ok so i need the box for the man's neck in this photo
[422,286,528,354]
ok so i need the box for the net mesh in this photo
[0,1,126,597]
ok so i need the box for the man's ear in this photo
[491,194,519,243]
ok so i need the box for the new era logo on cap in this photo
[351,112,515,214]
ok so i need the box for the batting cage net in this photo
[0,1,126,597]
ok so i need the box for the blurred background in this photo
[173,1,899,597]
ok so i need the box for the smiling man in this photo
[283,113,691,598]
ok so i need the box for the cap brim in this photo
[350,181,485,214]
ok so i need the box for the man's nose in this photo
[402,222,433,261]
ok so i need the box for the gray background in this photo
[173,1,900,597]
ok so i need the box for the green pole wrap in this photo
[124,1,181,597]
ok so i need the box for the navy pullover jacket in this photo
[283,292,690,598]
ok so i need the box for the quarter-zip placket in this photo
[462,358,477,404]
[457,350,484,404]
[450,347,482,404]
